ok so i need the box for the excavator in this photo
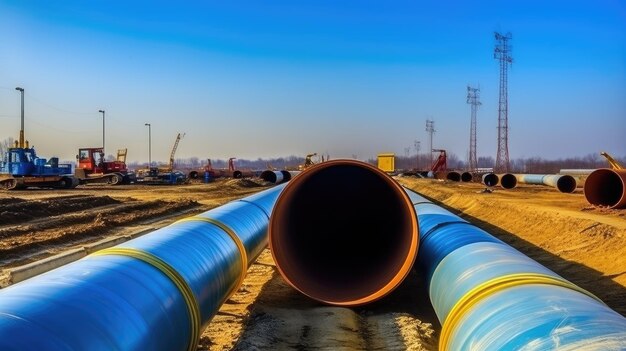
[601,151,623,170]
[298,153,317,171]
[74,148,135,185]
[136,133,187,185]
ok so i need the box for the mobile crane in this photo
[136,133,187,185]
[601,151,623,170]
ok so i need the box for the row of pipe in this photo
[0,183,287,351]
[404,187,626,350]
[0,159,624,350]
[259,170,301,184]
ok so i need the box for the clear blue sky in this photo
[1,0,624,163]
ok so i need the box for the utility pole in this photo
[494,32,513,173]
[99,110,105,155]
[425,119,435,167]
[15,87,24,148]
[414,140,421,170]
[467,85,481,173]
[145,123,151,167]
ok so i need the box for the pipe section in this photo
[446,171,461,182]
[0,184,286,351]
[460,172,472,182]
[584,168,626,209]
[498,173,517,189]
[269,159,419,306]
[516,174,578,193]
[481,173,499,187]
[404,187,626,350]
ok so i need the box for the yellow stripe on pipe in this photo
[174,216,249,297]
[92,247,201,351]
[439,273,603,351]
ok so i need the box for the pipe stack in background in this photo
[404,188,626,350]
[512,173,578,193]
[0,183,286,351]
[269,159,419,306]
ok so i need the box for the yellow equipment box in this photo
[377,153,395,173]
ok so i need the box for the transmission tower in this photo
[425,119,435,166]
[414,140,421,170]
[467,85,481,173]
[494,32,513,173]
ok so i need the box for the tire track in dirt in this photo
[0,195,120,225]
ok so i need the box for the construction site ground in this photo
[0,176,624,350]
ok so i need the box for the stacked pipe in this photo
[584,168,626,209]
[259,169,292,184]
[269,159,419,306]
[481,172,499,187]
[0,183,286,351]
[404,188,626,350]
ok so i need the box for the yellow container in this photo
[377,153,395,173]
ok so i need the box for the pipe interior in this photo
[233,170,243,178]
[260,170,277,183]
[585,170,623,207]
[556,175,577,193]
[500,174,517,189]
[483,174,498,187]
[447,172,461,182]
[280,170,292,182]
[461,172,472,182]
[270,163,415,303]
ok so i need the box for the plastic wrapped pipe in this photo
[0,183,286,351]
[460,172,472,182]
[481,173,499,187]
[498,173,517,189]
[269,159,419,306]
[584,168,626,209]
[403,187,626,350]
[515,174,578,193]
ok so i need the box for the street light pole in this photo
[144,123,151,167]
[99,110,105,154]
[15,87,24,148]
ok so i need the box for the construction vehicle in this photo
[430,149,448,172]
[136,133,187,185]
[74,148,136,185]
[298,153,317,171]
[0,92,78,190]
[601,151,623,170]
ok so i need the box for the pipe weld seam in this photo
[92,247,201,351]
[419,220,469,242]
[175,216,249,296]
[439,273,603,351]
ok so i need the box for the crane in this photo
[600,151,623,170]
[165,132,185,172]
[430,149,447,172]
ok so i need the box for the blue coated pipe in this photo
[404,187,626,350]
[514,173,578,193]
[0,183,286,351]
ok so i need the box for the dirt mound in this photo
[223,178,271,188]
[0,195,120,225]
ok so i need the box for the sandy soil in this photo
[1,175,624,350]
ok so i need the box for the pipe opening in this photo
[482,173,499,187]
[556,175,577,193]
[446,172,461,182]
[260,170,279,183]
[233,170,243,178]
[269,160,418,305]
[584,169,625,208]
[461,172,472,182]
[500,173,517,189]
[280,170,292,182]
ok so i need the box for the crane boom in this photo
[601,151,623,170]
[168,133,185,171]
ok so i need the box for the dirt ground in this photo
[1,176,624,350]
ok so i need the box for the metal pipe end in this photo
[555,175,577,193]
[446,171,461,182]
[482,173,499,187]
[500,173,517,189]
[461,172,472,182]
[584,169,626,209]
[269,159,419,306]
[280,170,292,182]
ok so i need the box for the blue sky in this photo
[1,0,624,164]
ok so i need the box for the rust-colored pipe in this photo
[268,159,419,306]
[584,169,626,209]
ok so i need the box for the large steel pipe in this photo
[481,173,499,187]
[269,159,419,306]
[404,188,626,350]
[446,171,461,182]
[498,173,517,189]
[460,172,472,182]
[584,168,626,209]
[0,184,286,351]
[516,173,578,193]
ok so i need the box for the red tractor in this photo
[74,148,136,185]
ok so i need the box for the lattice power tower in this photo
[494,32,513,173]
[467,85,481,172]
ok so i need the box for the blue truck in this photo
[0,145,78,190]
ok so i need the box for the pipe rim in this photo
[499,173,517,189]
[268,159,419,306]
[584,168,626,209]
